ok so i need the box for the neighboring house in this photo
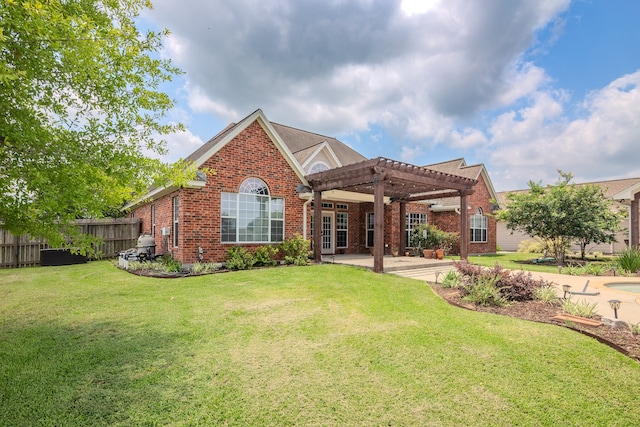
[496,178,640,254]
[126,109,498,267]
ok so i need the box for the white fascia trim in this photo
[298,189,390,204]
[301,141,342,170]
[192,109,309,185]
[612,181,640,203]
[123,179,206,210]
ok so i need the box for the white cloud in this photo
[145,0,570,138]
[486,70,640,190]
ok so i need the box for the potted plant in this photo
[438,231,459,260]
[410,224,446,259]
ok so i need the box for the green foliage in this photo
[190,262,219,274]
[532,286,559,305]
[562,297,598,318]
[253,245,279,267]
[517,238,547,254]
[628,322,640,335]
[582,262,607,276]
[158,254,182,273]
[441,270,462,288]
[410,224,458,251]
[456,262,552,302]
[616,247,640,274]
[0,0,198,255]
[495,171,623,264]
[225,247,255,270]
[462,275,508,307]
[280,234,311,266]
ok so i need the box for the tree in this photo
[1,0,194,254]
[495,171,624,265]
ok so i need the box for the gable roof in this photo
[422,158,498,208]
[271,122,367,167]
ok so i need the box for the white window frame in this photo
[151,204,156,237]
[470,208,488,243]
[221,178,285,243]
[406,213,427,248]
[336,212,348,248]
[366,212,374,247]
[172,196,179,247]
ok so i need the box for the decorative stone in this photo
[602,317,627,329]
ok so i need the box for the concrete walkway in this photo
[323,254,640,325]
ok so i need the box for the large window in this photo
[221,178,284,243]
[406,213,427,247]
[172,196,179,247]
[470,208,487,243]
[336,213,348,248]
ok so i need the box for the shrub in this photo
[190,262,218,274]
[562,264,584,276]
[159,254,182,273]
[533,286,559,305]
[616,247,640,274]
[253,245,279,267]
[441,270,462,288]
[462,275,508,307]
[455,262,552,302]
[583,262,607,276]
[628,322,640,335]
[225,247,255,270]
[517,238,546,254]
[562,297,598,318]
[280,234,311,266]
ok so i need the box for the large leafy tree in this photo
[1,0,194,253]
[495,171,624,264]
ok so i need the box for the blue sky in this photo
[142,0,640,192]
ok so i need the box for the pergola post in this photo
[313,190,322,262]
[631,192,640,248]
[459,191,469,261]
[399,201,407,256]
[373,174,385,273]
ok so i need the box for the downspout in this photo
[302,193,313,240]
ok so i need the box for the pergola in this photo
[305,157,478,273]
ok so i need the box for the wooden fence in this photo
[0,218,141,269]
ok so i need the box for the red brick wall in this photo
[133,120,306,264]
[432,174,497,255]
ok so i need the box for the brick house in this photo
[127,109,498,267]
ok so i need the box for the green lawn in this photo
[1,262,639,426]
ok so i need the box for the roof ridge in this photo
[272,121,336,140]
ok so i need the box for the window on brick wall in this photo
[470,208,487,243]
[366,212,374,247]
[221,178,284,243]
[336,212,348,248]
[173,196,179,247]
[406,213,427,247]
[151,204,156,237]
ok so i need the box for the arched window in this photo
[470,208,487,243]
[308,162,330,174]
[221,178,284,243]
[239,177,269,195]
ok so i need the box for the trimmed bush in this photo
[225,247,255,270]
[455,261,552,303]
[253,245,279,267]
[280,234,311,266]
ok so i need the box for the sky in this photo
[141,0,640,192]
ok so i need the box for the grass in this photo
[1,261,640,426]
[468,252,562,273]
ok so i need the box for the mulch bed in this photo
[429,284,640,362]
